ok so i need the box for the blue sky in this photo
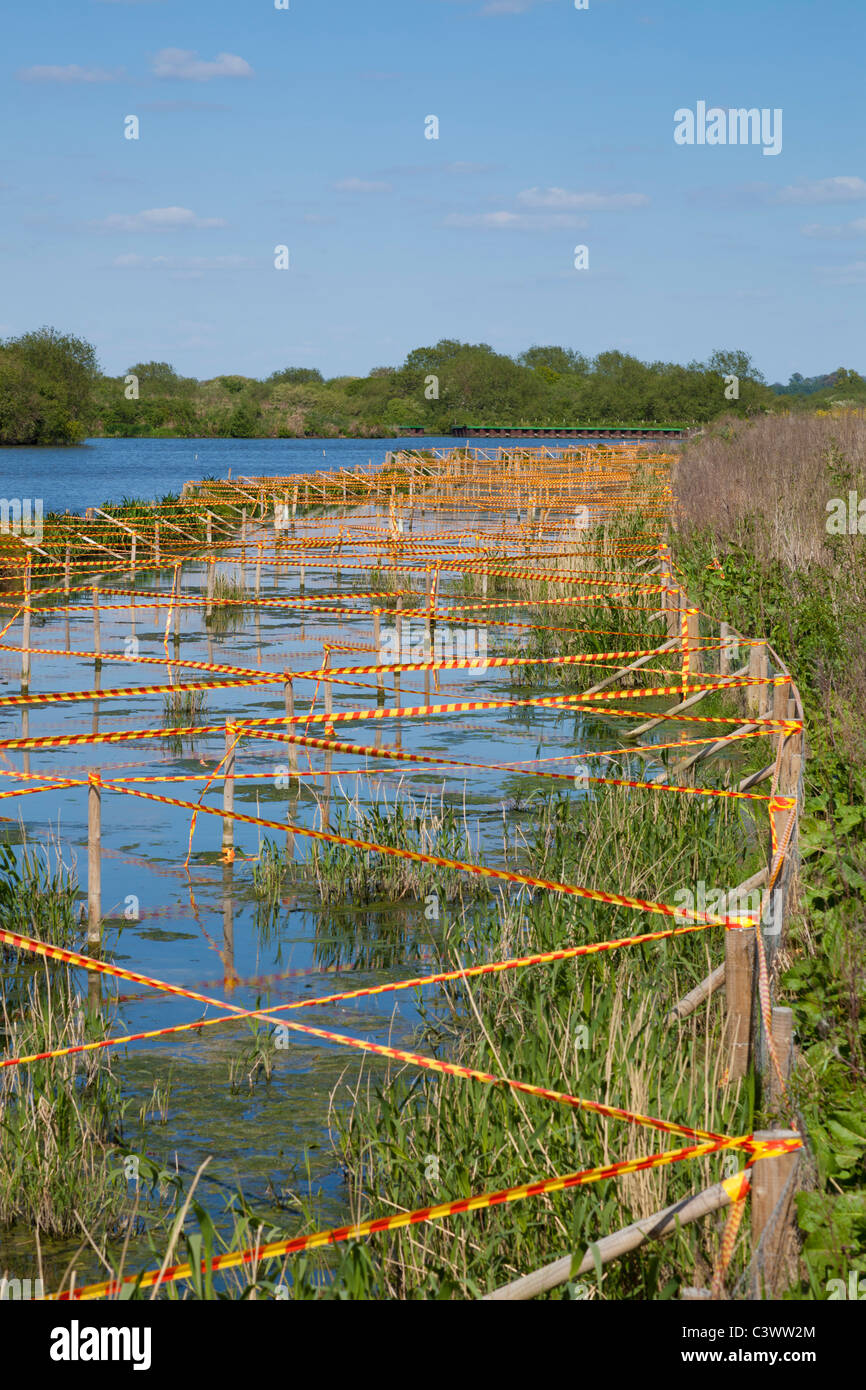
[1,0,863,381]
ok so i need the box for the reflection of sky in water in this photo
[1,503,668,1281]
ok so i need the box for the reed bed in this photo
[251,783,488,912]
[315,783,759,1299]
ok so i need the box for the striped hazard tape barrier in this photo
[45,1136,802,1301]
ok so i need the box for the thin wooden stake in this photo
[92,586,101,668]
[394,596,403,714]
[173,563,182,644]
[222,723,235,857]
[87,776,102,952]
[324,650,333,721]
[21,557,31,688]
[284,673,297,773]
[373,611,385,705]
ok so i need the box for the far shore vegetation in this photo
[2,325,865,447]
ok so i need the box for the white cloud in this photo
[18,64,124,83]
[334,178,393,193]
[802,218,866,239]
[775,176,866,205]
[151,48,253,81]
[444,210,588,229]
[695,177,866,210]
[98,206,227,232]
[517,187,649,211]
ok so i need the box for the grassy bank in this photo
[672,411,866,1296]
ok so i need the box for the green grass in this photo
[273,779,761,1299]
[0,845,130,1241]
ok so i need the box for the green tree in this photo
[126,361,181,389]
[0,326,99,444]
[706,348,766,383]
[227,399,260,437]
[267,367,324,385]
[219,375,252,395]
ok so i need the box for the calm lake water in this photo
[0,435,639,514]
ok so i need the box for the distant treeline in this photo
[2,327,865,445]
[769,368,865,398]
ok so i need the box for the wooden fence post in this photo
[725,924,755,1080]
[750,1129,801,1298]
[773,679,789,751]
[666,585,681,639]
[747,641,764,716]
[767,1006,795,1118]
[685,608,701,674]
[758,647,772,717]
